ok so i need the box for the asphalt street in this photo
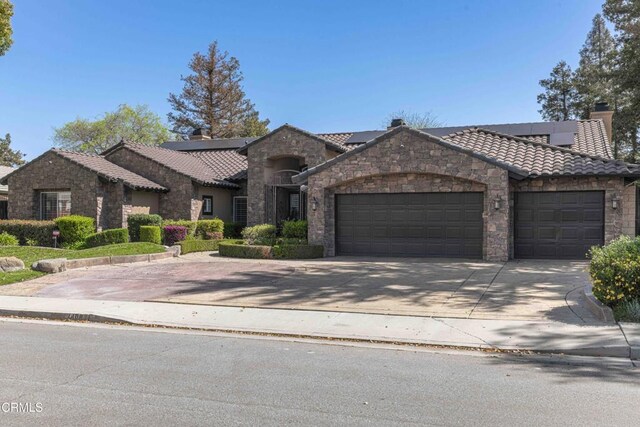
[0,319,638,426]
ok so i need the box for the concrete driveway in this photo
[0,253,600,324]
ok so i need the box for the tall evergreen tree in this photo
[0,133,25,167]
[168,42,270,138]
[574,14,617,119]
[537,61,579,121]
[604,0,640,162]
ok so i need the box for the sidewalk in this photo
[0,295,637,359]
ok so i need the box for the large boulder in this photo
[0,257,25,272]
[32,258,67,273]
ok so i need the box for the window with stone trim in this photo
[40,191,71,220]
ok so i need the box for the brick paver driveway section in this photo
[4,254,600,323]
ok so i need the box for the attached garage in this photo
[335,192,483,258]
[514,191,604,259]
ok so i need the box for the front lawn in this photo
[0,242,166,286]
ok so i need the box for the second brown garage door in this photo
[335,193,483,258]
[514,191,604,259]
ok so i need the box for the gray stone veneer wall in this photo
[306,129,511,261]
[246,127,337,225]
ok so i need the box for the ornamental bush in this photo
[163,225,188,246]
[219,242,273,259]
[589,235,640,306]
[54,215,95,246]
[196,219,224,239]
[281,220,308,240]
[0,220,56,246]
[128,214,162,241]
[223,222,244,239]
[164,219,197,237]
[84,228,129,248]
[273,244,324,259]
[179,239,244,254]
[139,225,162,245]
[0,232,19,246]
[241,224,277,246]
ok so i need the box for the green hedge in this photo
[179,238,244,255]
[0,220,56,246]
[54,215,95,246]
[139,225,162,245]
[0,232,19,246]
[282,220,308,240]
[84,228,129,248]
[273,244,324,259]
[224,222,244,239]
[589,235,640,306]
[242,224,276,245]
[128,214,162,241]
[164,219,197,237]
[219,243,273,259]
[196,219,224,239]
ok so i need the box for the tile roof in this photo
[53,150,167,191]
[236,124,348,155]
[0,165,15,193]
[105,142,239,188]
[189,149,248,180]
[574,119,613,158]
[317,132,353,144]
[441,128,638,178]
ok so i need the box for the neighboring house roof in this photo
[162,137,258,151]
[189,149,248,181]
[103,142,240,189]
[294,126,640,183]
[0,165,15,193]
[236,124,348,155]
[0,149,167,191]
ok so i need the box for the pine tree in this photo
[574,14,617,119]
[0,133,25,167]
[537,61,579,121]
[167,42,270,138]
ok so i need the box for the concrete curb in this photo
[33,247,180,273]
[619,322,640,361]
[0,296,632,359]
[582,280,615,323]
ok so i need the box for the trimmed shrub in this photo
[54,215,95,246]
[0,220,57,247]
[164,225,188,246]
[85,228,129,248]
[196,219,224,239]
[219,242,273,259]
[273,244,324,259]
[179,238,244,254]
[128,214,162,241]
[242,224,277,246]
[139,225,162,245]
[282,220,308,240]
[223,222,244,239]
[589,235,640,306]
[0,232,19,246]
[164,219,197,237]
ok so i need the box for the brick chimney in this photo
[590,102,613,143]
[189,128,211,140]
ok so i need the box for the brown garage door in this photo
[514,191,604,259]
[335,193,483,258]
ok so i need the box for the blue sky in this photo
[0,0,604,159]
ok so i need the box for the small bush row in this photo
[179,239,244,255]
[219,242,273,259]
[218,242,323,259]
[84,228,129,248]
[140,225,162,245]
[0,220,57,247]
[242,224,277,245]
[589,235,640,306]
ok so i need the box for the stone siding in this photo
[247,127,337,225]
[106,148,196,220]
[306,129,510,261]
[622,184,637,237]
[510,176,627,251]
[6,151,126,229]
